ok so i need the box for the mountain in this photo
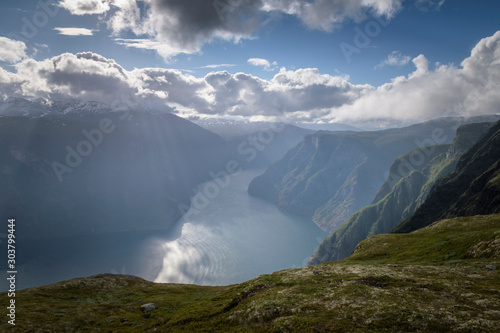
[4,213,498,332]
[227,124,315,169]
[248,116,500,233]
[0,98,232,240]
[394,119,500,233]
[308,122,495,265]
[0,97,115,118]
[192,118,357,139]
[192,118,316,169]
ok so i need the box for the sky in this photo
[0,0,499,128]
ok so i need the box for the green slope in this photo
[395,120,500,233]
[3,214,499,332]
[308,122,494,265]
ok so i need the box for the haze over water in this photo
[4,170,327,291]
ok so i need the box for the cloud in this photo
[108,0,262,59]
[13,52,137,104]
[261,0,403,31]
[326,31,500,127]
[204,68,373,118]
[113,38,192,59]
[248,58,278,71]
[0,37,27,63]
[197,64,237,69]
[415,0,446,11]
[101,0,406,60]
[2,31,500,128]
[54,27,94,36]
[59,0,110,15]
[374,51,411,69]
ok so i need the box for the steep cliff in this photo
[309,122,494,265]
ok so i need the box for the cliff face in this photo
[308,122,495,265]
[395,120,500,233]
[249,116,499,233]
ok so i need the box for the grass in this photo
[2,214,499,332]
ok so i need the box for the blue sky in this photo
[0,1,499,127]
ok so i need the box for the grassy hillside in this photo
[3,214,499,332]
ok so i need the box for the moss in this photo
[2,214,500,332]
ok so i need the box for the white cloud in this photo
[13,52,137,104]
[59,0,110,15]
[113,38,193,59]
[408,54,429,78]
[374,51,411,69]
[204,67,373,117]
[2,31,500,128]
[0,37,27,63]
[54,27,94,36]
[197,64,237,69]
[248,58,278,71]
[326,31,500,127]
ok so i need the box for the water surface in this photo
[2,170,327,290]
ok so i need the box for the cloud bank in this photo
[1,31,500,128]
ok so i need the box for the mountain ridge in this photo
[395,119,500,233]
[249,116,500,233]
[308,121,495,265]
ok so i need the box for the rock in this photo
[141,303,156,313]
[485,265,497,270]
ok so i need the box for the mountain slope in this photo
[0,99,232,240]
[249,116,499,233]
[395,120,500,233]
[3,214,499,332]
[309,122,494,265]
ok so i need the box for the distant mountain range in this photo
[0,98,233,240]
[248,116,500,234]
[0,98,318,240]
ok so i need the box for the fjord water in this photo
[6,170,327,290]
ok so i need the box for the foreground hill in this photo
[395,119,500,233]
[308,122,494,264]
[248,116,499,233]
[4,214,499,332]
